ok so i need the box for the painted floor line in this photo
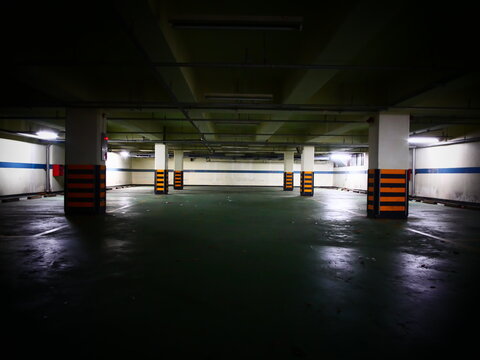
[316,200,364,216]
[342,209,364,216]
[0,202,145,238]
[406,228,447,242]
[35,224,69,237]
[406,227,479,254]
[110,204,134,213]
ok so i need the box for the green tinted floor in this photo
[1,186,480,359]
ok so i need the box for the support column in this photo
[64,108,107,214]
[174,150,184,190]
[300,146,314,196]
[367,114,409,219]
[283,151,294,191]
[155,144,169,194]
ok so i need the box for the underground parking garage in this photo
[1,1,480,358]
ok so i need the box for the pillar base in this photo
[174,171,184,190]
[300,171,314,196]
[155,170,169,194]
[367,169,408,219]
[64,165,106,214]
[283,172,293,191]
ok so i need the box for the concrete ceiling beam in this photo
[257,0,405,142]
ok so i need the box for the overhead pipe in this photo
[8,60,469,72]
[107,139,369,148]
[3,102,479,113]
[105,131,368,137]
[1,115,478,125]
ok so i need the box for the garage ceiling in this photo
[0,0,479,157]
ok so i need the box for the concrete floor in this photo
[1,186,479,359]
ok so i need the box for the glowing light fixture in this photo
[36,130,58,140]
[120,151,130,158]
[408,137,439,144]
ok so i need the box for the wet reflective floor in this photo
[1,186,480,359]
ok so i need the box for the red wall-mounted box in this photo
[52,164,64,176]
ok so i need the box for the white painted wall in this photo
[0,137,133,196]
[413,141,480,203]
[332,143,480,204]
[4,136,476,203]
[106,152,132,186]
[332,154,369,190]
[333,166,368,190]
[0,138,47,195]
[131,158,334,187]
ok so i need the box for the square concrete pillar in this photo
[300,146,314,196]
[367,114,409,218]
[64,108,107,214]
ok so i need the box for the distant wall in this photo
[332,154,369,191]
[0,138,47,196]
[131,158,334,187]
[5,136,477,202]
[413,141,480,203]
[330,143,480,204]
[106,152,132,186]
[0,136,132,196]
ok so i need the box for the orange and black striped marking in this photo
[300,171,314,196]
[155,170,169,194]
[174,171,184,190]
[64,164,106,214]
[283,172,293,191]
[367,169,408,218]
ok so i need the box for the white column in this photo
[301,146,314,172]
[284,151,294,172]
[65,108,107,214]
[368,113,409,169]
[66,108,106,165]
[174,150,184,171]
[155,143,168,170]
[367,113,410,218]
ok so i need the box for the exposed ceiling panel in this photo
[0,0,478,154]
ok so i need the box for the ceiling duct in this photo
[205,93,273,102]
[169,15,303,31]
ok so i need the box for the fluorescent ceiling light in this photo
[330,153,351,162]
[36,130,58,140]
[120,151,130,158]
[205,93,273,102]
[408,137,439,144]
[170,15,303,31]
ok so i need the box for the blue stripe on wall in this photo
[416,167,480,174]
[333,170,368,174]
[1,162,478,175]
[0,161,46,169]
[107,168,133,172]
[126,169,336,174]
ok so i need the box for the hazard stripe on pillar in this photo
[155,170,169,194]
[174,171,184,190]
[300,171,314,196]
[283,172,293,191]
[367,169,408,219]
[64,164,106,214]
